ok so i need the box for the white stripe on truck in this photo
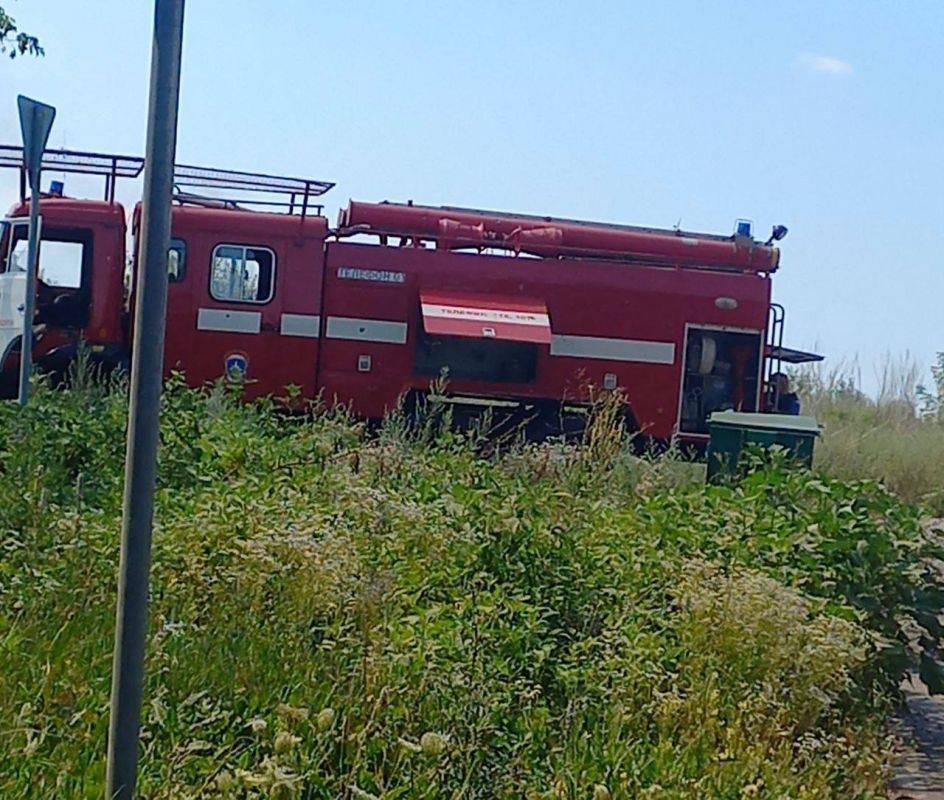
[197,308,261,334]
[550,334,675,364]
[280,313,321,338]
[325,316,408,344]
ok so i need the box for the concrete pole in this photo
[105,2,185,797]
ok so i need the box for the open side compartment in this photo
[678,326,763,436]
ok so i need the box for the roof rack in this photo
[0,144,144,203]
[1,144,335,218]
[172,164,334,218]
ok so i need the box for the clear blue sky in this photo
[3,1,942,393]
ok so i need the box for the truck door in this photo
[1,216,94,373]
[158,206,327,399]
[178,242,282,396]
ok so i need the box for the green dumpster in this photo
[706,411,821,482]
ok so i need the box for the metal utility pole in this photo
[16,95,56,405]
[105,2,185,798]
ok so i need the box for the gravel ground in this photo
[887,518,944,799]
[888,678,944,799]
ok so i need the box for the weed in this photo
[0,377,939,797]
[794,354,944,513]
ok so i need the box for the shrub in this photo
[638,462,944,697]
[0,378,938,798]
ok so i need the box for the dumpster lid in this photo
[708,410,821,435]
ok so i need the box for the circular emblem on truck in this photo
[224,351,249,382]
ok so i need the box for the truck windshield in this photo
[1,223,29,275]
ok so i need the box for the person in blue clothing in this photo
[769,372,801,415]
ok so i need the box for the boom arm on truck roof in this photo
[337,199,783,272]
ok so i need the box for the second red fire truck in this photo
[0,145,819,445]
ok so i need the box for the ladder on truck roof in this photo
[0,144,334,217]
[0,144,144,203]
[172,164,334,217]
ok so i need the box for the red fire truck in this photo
[0,145,820,444]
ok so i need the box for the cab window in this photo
[168,238,186,283]
[209,244,275,303]
[6,225,91,290]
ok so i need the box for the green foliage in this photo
[0,5,43,59]
[0,376,939,797]
[638,460,944,695]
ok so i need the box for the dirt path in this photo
[888,680,944,800]
[888,676,944,799]
[890,519,944,798]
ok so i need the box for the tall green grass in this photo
[0,374,942,798]
[794,353,944,513]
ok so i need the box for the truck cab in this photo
[0,196,128,393]
[1,146,333,399]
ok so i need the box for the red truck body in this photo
[1,147,807,443]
